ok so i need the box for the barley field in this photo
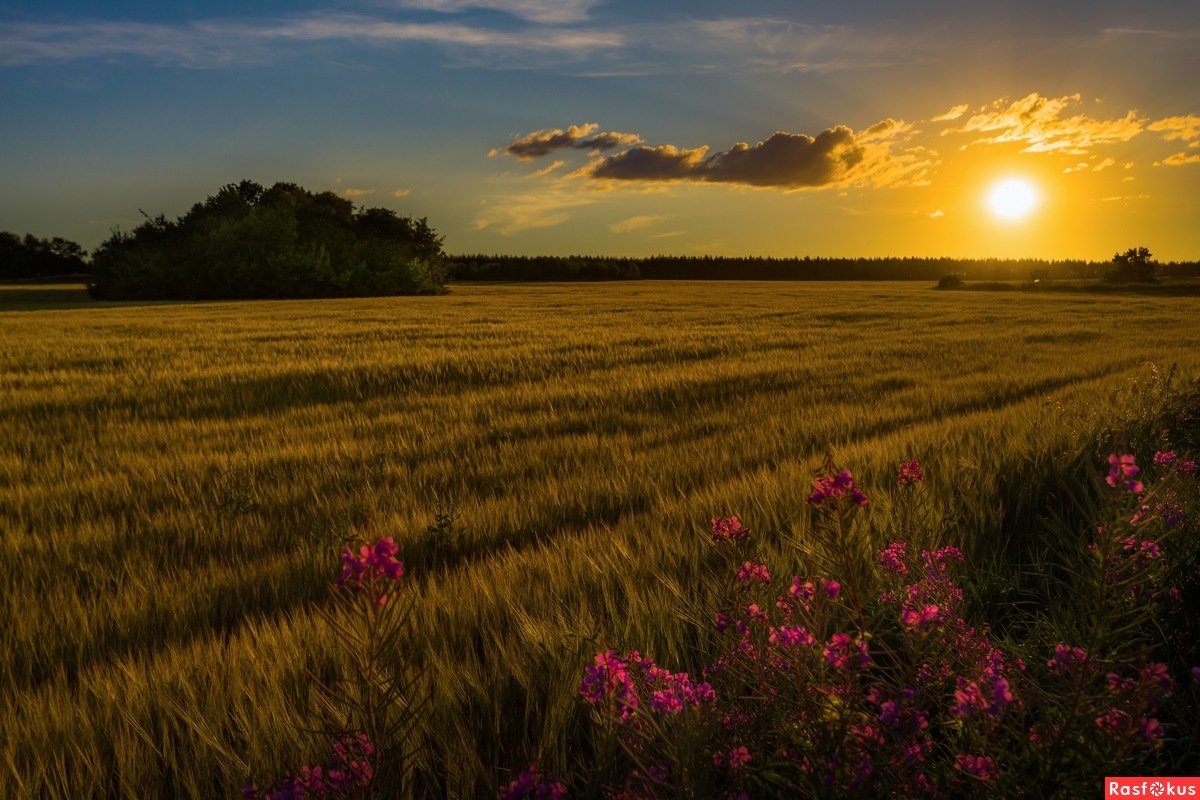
[1,281,1198,797]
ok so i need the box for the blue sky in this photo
[2,1,1198,259]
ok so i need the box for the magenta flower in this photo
[1095,708,1128,733]
[790,577,816,601]
[1047,644,1089,673]
[736,561,772,584]
[955,754,997,781]
[728,746,751,769]
[579,651,637,717]
[809,469,869,507]
[768,625,815,647]
[821,578,841,599]
[1138,717,1164,740]
[1106,454,1144,493]
[336,536,405,605]
[897,459,925,486]
[1153,451,1178,467]
[711,516,750,542]
[499,764,567,800]
[878,542,909,574]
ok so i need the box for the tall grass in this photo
[1,282,1197,797]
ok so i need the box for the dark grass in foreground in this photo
[1,282,1199,797]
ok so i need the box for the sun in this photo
[986,178,1039,221]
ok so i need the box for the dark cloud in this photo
[495,118,931,189]
[492,123,642,159]
[590,121,923,188]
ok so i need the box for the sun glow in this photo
[986,178,1039,220]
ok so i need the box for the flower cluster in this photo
[897,459,925,486]
[336,536,405,605]
[1106,454,1144,493]
[710,516,749,542]
[808,469,869,508]
[243,733,375,800]
[580,650,715,721]
[499,764,567,800]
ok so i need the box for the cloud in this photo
[584,118,933,190]
[609,214,668,233]
[929,209,944,218]
[491,123,642,159]
[342,187,376,197]
[1098,194,1150,202]
[391,188,411,197]
[0,13,623,67]
[531,159,567,177]
[942,93,1145,154]
[682,18,915,73]
[1155,152,1200,166]
[931,104,969,122]
[1094,157,1116,171]
[389,0,604,24]
[472,191,594,235]
[1148,115,1200,142]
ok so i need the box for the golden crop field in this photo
[2,281,1198,798]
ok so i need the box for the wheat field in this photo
[1,281,1197,797]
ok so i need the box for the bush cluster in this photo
[88,181,447,300]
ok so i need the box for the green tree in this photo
[1108,246,1156,283]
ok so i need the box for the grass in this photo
[1,281,1198,797]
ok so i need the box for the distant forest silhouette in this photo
[449,254,1200,283]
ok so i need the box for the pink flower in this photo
[1047,644,1088,673]
[809,469,869,507]
[336,536,405,604]
[878,542,909,574]
[1138,718,1164,740]
[821,578,841,599]
[1106,454,1144,493]
[499,764,567,800]
[736,561,771,584]
[711,516,750,542]
[728,746,751,769]
[897,459,925,486]
[955,754,997,781]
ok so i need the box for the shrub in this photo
[88,181,447,300]
[935,274,964,289]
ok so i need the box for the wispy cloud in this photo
[490,123,641,159]
[609,214,668,233]
[389,0,605,24]
[0,12,623,68]
[472,190,594,235]
[930,104,968,122]
[1155,152,1200,166]
[1148,114,1200,142]
[391,188,412,197]
[942,92,1145,154]
[342,187,376,197]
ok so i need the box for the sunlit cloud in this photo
[342,187,376,197]
[389,0,604,24]
[472,191,595,235]
[391,188,411,197]
[609,214,668,233]
[491,123,642,160]
[930,104,969,122]
[942,92,1145,154]
[531,160,567,177]
[1148,114,1200,142]
[583,118,933,190]
[1155,152,1200,166]
[929,209,944,218]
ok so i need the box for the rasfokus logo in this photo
[1106,778,1200,797]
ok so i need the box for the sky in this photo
[1,1,1198,260]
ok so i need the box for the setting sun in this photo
[986,178,1040,221]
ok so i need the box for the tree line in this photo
[449,253,1200,283]
[0,233,89,280]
